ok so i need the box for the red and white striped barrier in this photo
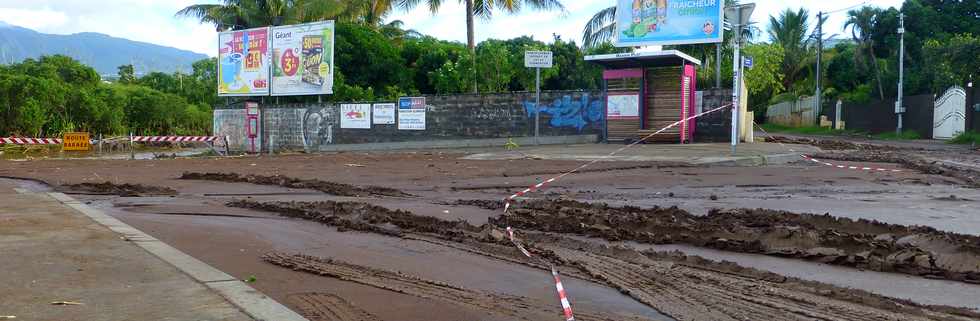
[503,103,735,212]
[506,227,575,321]
[496,103,736,321]
[131,136,219,143]
[752,122,903,173]
[1,137,62,145]
[800,154,902,172]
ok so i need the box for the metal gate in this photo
[933,86,967,139]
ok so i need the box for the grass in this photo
[948,131,980,145]
[757,123,861,136]
[872,131,922,140]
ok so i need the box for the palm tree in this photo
[582,6,616,49]
[176,0,347,30]
[844,7,885,100]
[768,8,812,91]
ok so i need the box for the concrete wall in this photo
[766,96,818,127]
[216,90,603,151]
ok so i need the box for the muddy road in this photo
[3,143,980,320]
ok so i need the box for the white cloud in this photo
[0,0,218,55]
[0,7,69,31]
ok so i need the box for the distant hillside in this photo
[0,22,208,76]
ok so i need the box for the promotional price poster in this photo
[615,0,723,47]
[271,21,335,96]
[218,27,270,96]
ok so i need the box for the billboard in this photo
[614,0,723,47]
[218,27,270,96]
[340,103,371,129]
[398,97,426,130]
[271,21,335,96]
[373,103,396,125]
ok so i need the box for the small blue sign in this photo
[743,56,754,68]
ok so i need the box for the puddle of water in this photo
[0,177,53,193]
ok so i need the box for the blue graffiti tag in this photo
[524,94,604,132]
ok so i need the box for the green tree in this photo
[845,6,886,100]
[175,0,348,30]
[768,8,813,92]
[117,64,136,84]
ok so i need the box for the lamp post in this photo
[896,12,906,135]
[725,3,756,155]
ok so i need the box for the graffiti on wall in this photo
[524,94,604,132]
[302,106,338,150]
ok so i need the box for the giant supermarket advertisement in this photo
[271,21,335,96]
[615,0,723,47]
[218,27,270,96]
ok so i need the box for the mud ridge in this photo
[180,172,412,197]
[764,136,910,151]
[492,199,980,284]
[61,182,177,197]
[262,252,638,321]
[812,151,980,188]
[226,200,479,239]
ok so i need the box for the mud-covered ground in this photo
[3,142,980,320]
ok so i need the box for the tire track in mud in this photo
[263,252,640,321]
[546,246,963,321]
[234,199,980,320]
[180,172,412,197]
[287,292,381,321]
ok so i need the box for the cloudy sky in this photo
[0,0,904,56]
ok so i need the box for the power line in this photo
[824,1,869,15]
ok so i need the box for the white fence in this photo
[766,96,817,127]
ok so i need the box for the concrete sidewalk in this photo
[462,142,819,166]
[0,180,304,321]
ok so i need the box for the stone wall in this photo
[215,90,604,151]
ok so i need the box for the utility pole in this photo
[896,12,905,135]
[815,11,823,125]
[715,43,722,88]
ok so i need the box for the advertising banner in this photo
[218,27,270,96]
[615,0,723,47]
[373,103,396,125]
[607,93,641,120]
[398,97,426,130]
[340,103,371,129]
[271,21,335,96]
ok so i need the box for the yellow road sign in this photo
[62,132,91,151]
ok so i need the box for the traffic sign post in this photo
[525,51,553,145]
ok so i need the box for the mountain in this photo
[0,22,208,76]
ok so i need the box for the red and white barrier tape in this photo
[752,122,902,173]
[131,136,218,142]
[800,154,902,172]
[1,137,62,145]
[503,103,735,212]
[506,227,574,321]
[499,103,734,320]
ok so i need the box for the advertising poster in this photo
[615,0,723,47]
[373,103,396,125]
[218,27,270,96]
[271,21,335,96]
[607,93,641,120]
[340,104,371,129]
[398,97,426,130]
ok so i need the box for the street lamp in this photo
[725,3,756,155]
[896,12,906,135]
